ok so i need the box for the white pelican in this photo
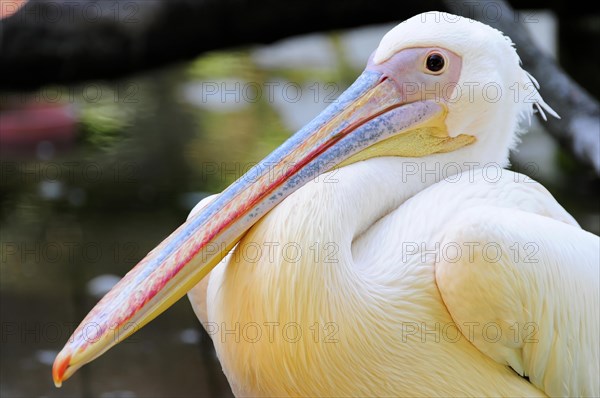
[53,12,599,397]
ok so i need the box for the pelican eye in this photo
[425,52,446,74]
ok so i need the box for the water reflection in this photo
[1,22,598,398]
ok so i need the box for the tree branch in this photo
[0,0,441,90]
[444,0,600,174]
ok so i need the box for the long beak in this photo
[53,63,475,386]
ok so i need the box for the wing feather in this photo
[436,206,599,397]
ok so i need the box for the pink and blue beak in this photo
[53,52,468,386]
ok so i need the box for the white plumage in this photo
[187,12,599,397]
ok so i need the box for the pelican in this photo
[53,12,599,397]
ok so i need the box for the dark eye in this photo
[425,53,446,73]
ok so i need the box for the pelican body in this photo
[53,12,599,397]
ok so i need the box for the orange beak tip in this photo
[52,352,71,388]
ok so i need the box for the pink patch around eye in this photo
[365,47,462,103]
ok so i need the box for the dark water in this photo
[1,26,598,398]
[0,64,240,397]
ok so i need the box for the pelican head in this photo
[372,12,556,167]
[53,11,555,386]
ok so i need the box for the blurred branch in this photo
[0,0,441,90]
[444,0,600,174]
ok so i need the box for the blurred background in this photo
[1,1,598,397]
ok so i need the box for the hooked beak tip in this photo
[52,351,71,388]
